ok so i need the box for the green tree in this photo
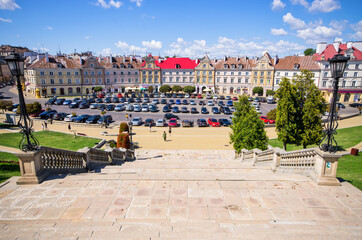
[0,100,13,113]
[266,109,276,120]
[147,86,154,93]
[172,85,182,93]
[16,101,42,115]
[183,86,195,94]
[304,48,316,56]
[230,95,268,153]
[93,86,103,92]
[275,77,299,150]
[159,85,171,93]
[266,90,275,96]
[293,70,326,148]
[252,87,263,96]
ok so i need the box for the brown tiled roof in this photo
[99,56,142,69]
[274,55,319,70]
[28,56,81,69]
[213,57,257,70]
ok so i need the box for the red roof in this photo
[316,43,362,61]
[158,57,198,69]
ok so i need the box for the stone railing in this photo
[236,147,341,186]
[16,146,135,185]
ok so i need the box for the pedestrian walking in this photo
[50,118,53,124]
[149,124,152,132]
[68,123,71,131]
[163,131,167,141]
[41,123,44,130]
[129,114,132,120]
[44,121,47,130]
[168,126,172,136]
[126,114,128,120]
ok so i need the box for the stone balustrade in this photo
[237,146,341,186]
[16,146,135,185]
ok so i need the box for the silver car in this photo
[131,117,142,126]
[155,119,165,127]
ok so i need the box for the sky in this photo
[0,0,361,58]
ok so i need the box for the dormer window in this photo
[223,64,228,69]
[113,64,117,68]
[175,64,181,69]
[231,64,236,69]
[293,64,300,70]
[148,63,152,68]
[90,63,94,68]
[120,64,125,68]
[238,64,243,69]
[127,64,132,68]
[57,63,62,68]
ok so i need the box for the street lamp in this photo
[5,52,39,152]
[319,54,349,153]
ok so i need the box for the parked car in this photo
[114,104,125,111]
[86,115,101,124]
[142,105,149,112]
[182,120,193,127]
[212,107,220,114]
[160,99,167,104]
[260,97,266,103]
[190,94,196,98]
[135,98,142,103]
[175,99,181,105]
[106,104,115,111]
[45,98,57,105]
[130,117,142,126]
[52,112,68,121]
[150,105,158,112]
[55,98,65,105]
[206,94,212,99]
[197,94,203,99]
[201,107,209,114]
[126,104,134,111]
[232,97,238,101]
[226,100,233,107]
[112,97,119,103]
[224,107,232,115]
[64,114,78,122]
[197,118,208,127]
[168,118,178,127]
[182,99,188,105]
[172,106,180,113]
[160,93,166,98]
[267,96,275,104]
[260,116,275,124]
[190,107,198,114]
[152,99,159,104]
[163,106,171,112]
[155,118,166,127]
[198,100,205,105]
[185,94,190,98]
[97,115,113,124]
[69,101,80,108]
[181,107,189,113]
[219,95,225,100]
[90,103,98,109]
[79,102,90,109]
[144,118,155,126]
[207,100,214,106]
[254,97,260,103]
[218,101,224,106]
[39,110,57,119]
[104,97,112,103]
[169,99,175,105]
[349,103,362,108]
[336,103,345,109]
[225,96,231,100]
[97,104,106,110]
[208,118,221,127]
[218,118,231,126]
[95,98,103,103]
[248,97,253,101]
[164,113,179,120]
[30,109,45,117]
[74,114,91,123]
[190,100,196,105]
[63,99,72,105]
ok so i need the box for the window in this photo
[245,72,249,75]
[121,78,125,83]
[267,71,271,76]
[143,71,146,75]
[238,78,241,83]
[148,63,152,68]
[352,81,356,87]
[254,79,257,84]
[76,79,80,84]
[260,79,264,84]
[285,72,289,76]
[76,87,81,94]
[183,77,186,82]
[231,72,234,76]
[127,64,132,68]
[50,79,55,84]
[149,71,152,75]
[128,72,131,75]
[354,72,358,77]
[107,78,110,83]
[113,72,116,75]
[209,71,212,75]
[346,64,349,69]
[203,64,206,68]
[114,79,117,83]
[203,71,206,76]
[230,78,234,83]
[176,72,179,75]
[85,79,89,84]
[68,79,72,84]
[223,78,227,83]
[324,72,328,77]
[41,79,46,85]
[356,64,359,69]
[238,64,243,69]
[98,78,102,84]
[276,72,280,76]
[75,72,79,76]
[260,72,264,76]
[40,72,45,76]
[128,78,131,83]
[91,79,96,84]
[224,64,228,69]
[135,72,138,75]
[325,64,329,69]
[217,72,220,75]
[135,78,138,82]
[162,77,166,82]
[245,78,249,84]
[276,79,280,85]
[68,88,73,94]
[58,72,62,76]
[254,71,257,76]
[267,79,270,84]
[67,72,71,76]
[49,71,54,76]
[59,79,63,84]
[84,71,88,76]
[176,77,180,82]
[293,73,297,76]
[91,71,95,76]
[344,72,348,77]
[90,63,94,67]
[155,71,158,75]
[170,77,173,82]
[342,81,346,87]
[202,78,206,83]
[97,71,102,75]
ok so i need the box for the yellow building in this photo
[139,55,161,91]
[194,54,215,93]
[251,52,275,96]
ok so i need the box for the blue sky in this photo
[0,0,361,58]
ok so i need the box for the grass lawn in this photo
[337,152,362,191]
[0,152,20,183]
[269,126,362,151]
[0,131,102,151]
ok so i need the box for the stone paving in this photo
[0,149,361,239]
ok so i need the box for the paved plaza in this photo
[0,149,361,239]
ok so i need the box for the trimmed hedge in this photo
[117,133,130,149]
[119,122,129,133]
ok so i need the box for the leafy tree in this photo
[16,102,42,115]
[0,100,13,113]
[172,85,182,93]
[275,77,299,150]
[183,86,196,94]
[252,87,263,96]
[304,48,316,56]
[266,109,276,120]
[230,95,268,153]
[93,86,103,92]
[293,70,326,148]
[147,86,154,93]
[159,85,171,93]
[266,90,275,96]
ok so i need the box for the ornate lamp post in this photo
[5,52,39,152]
[320,54,349,153]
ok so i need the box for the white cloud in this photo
[33,47,50,53]
[141,14,156,19]
[351,31,362,40]
[101,48,111,55]
[308,0,341,12]
[0,17,12,23]
[114,40,146,54]
[297,26,341,44]
[283,13,307,30]
[115,41,129,48]
[271,28,288,35]
[95,0,123,9]
[0,0,20,10]
[271,0,286,11]
[130,0,142,7]
[46,26,53,30]
[329,19,348,31]
[290,0,309,8]
[142,40,162,49]
[350,20,362,40]
[84,35,91,40]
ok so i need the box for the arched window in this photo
[344,93,350,102]
[76,87,81,93]
[68,88,73,94]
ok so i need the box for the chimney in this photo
[109,54,112,63]
[224,56,227,61]
[316,42,328,54]
[123,55,125,63]
[45,52,49,62]
[333,41,340,52]
[79,57,83,65]
[346,41,353,49]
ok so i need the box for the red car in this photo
[207,118,221,127]
[260,116,275,124]
[232,97,238,101]
[117,93,123,98]
[168,118,178,127]
[98,93,105,98]
[197,94,203,99]
[190,94,196,98]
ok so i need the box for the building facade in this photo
[194,55,214,93]
[139,55,162,92]
[250,52,275,96]
[160,57,197,87]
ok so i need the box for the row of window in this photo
[216,72,250,76]
[105,71,137,75]
[40,71,79,76]
[254,71,272,76]
[325,64,360,70]
[106,78,137,83]
[162,77,194,83]
[253,79,271,84]
[323,72,358,77]
[216,78,249,84]
[322,80,360,87]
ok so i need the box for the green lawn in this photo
[0,152,20,183]
[0,131,102,151]
[337,152,362,191]
[269,126,362,151]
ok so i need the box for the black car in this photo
[201,107,209,114]
[219,95,225,100]
[79,102,89,109]
[112,97,119,103]
[106,104,115,111]
[199,100,205,106]
[182,99,188,105]
[197,118,208,127]
[169,99,175,105]
[190,107,198,114]
[143,93,148,98]
[88,98,95,103]
[181,107,189,113]
[73,98,80,102]
[336,103,345,109]
[172,106,180,113]
[218,101,224,106]
[55,98,65,105]
[86,115,101,124]
[144,119,155,126]
[212,107,220,114]
[69,101,80,108]
[104,97,112,103]
[97,104,106,110]
[150,106,158,112]
[164,113,180,120]
[166,93,172,98]
[128,98,135,103]
[45,98,57,105]
[53,112,68,121]
[74,114,91,123]
[224,107,232,115]
[349,103,362,108]
[135,98,142,103]
[120,97,126,103]
[163,106,171,112]
[39,110,57,119]
[160,99,167,104]
[95,98,103,103]
[97,115,113,124]
[218,118,231,126]
[172,94,177,98]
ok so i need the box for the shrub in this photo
[266,90,275,96]
[0,100,13,113]
[46,107,52,111]
[117,133,130,149]
[266,109,276,120]
[71,112,76,116]
[119,122,129,133]
[253,87,263,96]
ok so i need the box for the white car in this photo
[114,104,125,111]
[131,117,142,126]
[213,95,218,100]
[126,104,134,111]
[185,94,190,98]
[190,100,196,105]
[207,100,214,106]
[64,114,78,122]
[156,119,166,127]
[230,107,236,112]
[161,93,166,98]
[206,94,212,99]
[90,103,97,109]
[142,106,149,112]
[134,105,141,112]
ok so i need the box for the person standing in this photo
[44,121,47,130]
[129,114,132,120]
[68,123,71,131]
[41,123,44,130]
[126,113,128,120]
[163,131,167,141]
[149,124,152,132]
[168,126,172,136]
